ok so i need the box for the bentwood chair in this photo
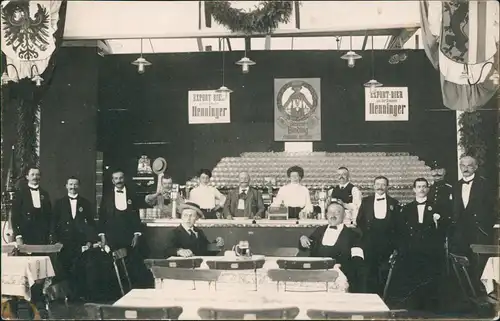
[112,248,132,296]
[205,258,266,291]
[150,266,221,290]
[144,258,203,269]
[84,303,183,320]
[306,309,408,320]
[197,306,300,320]
[267,269,339,292]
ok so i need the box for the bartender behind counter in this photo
[145,175,184,217]
[189,169,226,219]
[269,166,313,219]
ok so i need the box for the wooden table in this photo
[1,254,55,301]
[114,289,388,320]
[481,257,499,294]
[156,255,349,293]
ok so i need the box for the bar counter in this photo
[143,219,327,259]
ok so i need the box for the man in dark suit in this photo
[12,167,53,245]
[223,172,265,219]
[52,176,103,300]
[449,156,495,293]
[386,178,447,312]
[356,176,400,295]
[165,202,224,258]
[298,199,367,293]
[98,169,153,290]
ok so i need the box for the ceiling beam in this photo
[361,34,368,50]
[63,23,420,41]
[386,28,419,49]
[264,35,271,50]
[226,37,232,51]
[196,38,203,51]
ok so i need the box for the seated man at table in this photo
[298,199,367,293]
[164,202,224,258]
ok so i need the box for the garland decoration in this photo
[458,111,487,166]
[207,1,294,34]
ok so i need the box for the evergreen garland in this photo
[458,111,487,166]
[16,95,39,178]
[207,1,294,34]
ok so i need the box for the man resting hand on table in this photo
[165,202,224,258]
[299,199,367,293]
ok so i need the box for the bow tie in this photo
[115,190,124,193]
[69,196,77,200]
[29,187,39,191]
[417,201,426,206]
[329,226,338,230]
[461,180,472,185]
[240,189,247,194]
[376,197,385,201]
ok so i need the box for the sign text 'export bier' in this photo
[188,90,230,124]
[365,87,409,121]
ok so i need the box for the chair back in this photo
[267,269,338,283]
[470,244,500,256]
[261,247,299,257]
[198,306,299,320]
[276,258,335,270]
[113,248,128,260]
[17,244,63,254]
[1,244,15,254]
[306,309,407,320]
[449,252,476,298]
[144,258,203,269]
[84,303,183,320]
[151,267,221,282]
[206,259,265,270]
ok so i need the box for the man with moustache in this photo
[98,169,153,291]
[52,177,103,301]
[449,156,495,294]
[223,172,265,219]
[12,167,53,245]
[386,178,447,312]
[298,200,367,293]
[327,167,362,225]
[356,176,400,295]
[165,202,224,258]
[145,175,185,217]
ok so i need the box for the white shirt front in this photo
[115,187,128,211]
[238,187,249,210]
[69,194,78,219]
[373,193,387,219]
[461,174,475,208]
[28,184,41,209]
[416,197,427,224]
[321,224,344,246]
[189,185,225,209]
[271,183,313,213]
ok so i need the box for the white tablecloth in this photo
[114,289,388,320]
[1,254,55,301]
[481,257,499,294]
[155,256,349,293]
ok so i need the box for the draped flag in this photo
[419,0,499,111]
[1,0,67,175]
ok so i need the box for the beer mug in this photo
[233,240,250,257]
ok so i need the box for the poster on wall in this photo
[365,87,409,121]
[188,90,230,124]
[274,78,321,141]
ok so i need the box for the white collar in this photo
[28,184,39,190]
[375,193,386,199]
[239,186,249,192]
[181,224,195,232]
[416,197,427,203]
[463,174,475,182]
[339,183,350,189]
[115,186,127,193]
[68,194,78,199]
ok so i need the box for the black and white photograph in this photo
[1,0,499,320]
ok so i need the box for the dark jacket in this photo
[52,195,98,246]
[12,184,53,244]
[164,225,212,258]
[98,185,143,250]
[223,187,265,218]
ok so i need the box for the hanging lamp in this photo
[364,36,383,90]
[132,39,152,74]
[341,36,362,68]
[235,39,256,74]
[216,38,233,94]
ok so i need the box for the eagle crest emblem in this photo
[1,0,51,60]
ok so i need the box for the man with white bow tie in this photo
[449,155,495,294]
[386,178,447,312]
[12,167,53,245]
